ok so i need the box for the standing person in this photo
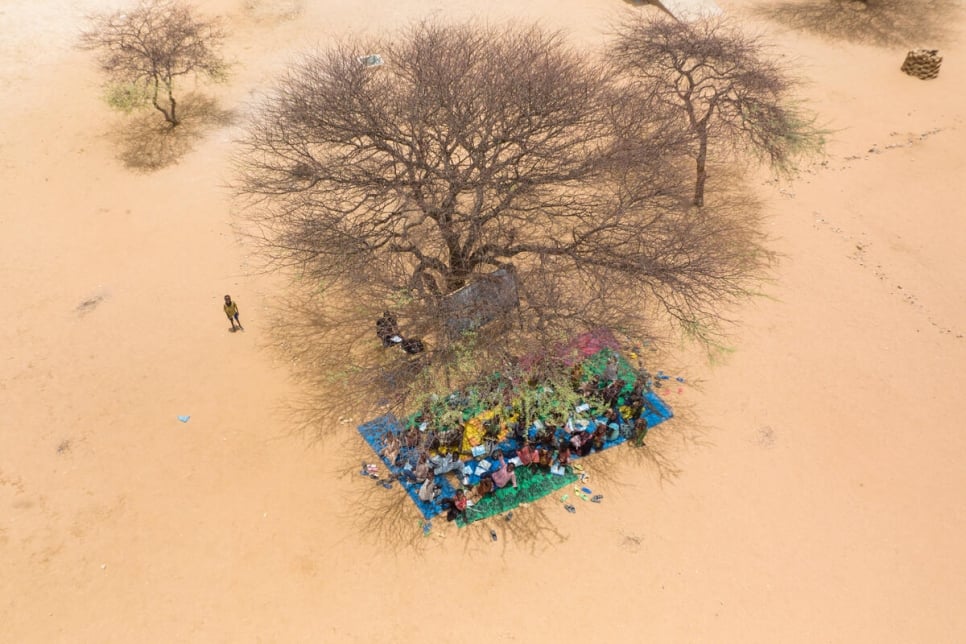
[223,294,243,331]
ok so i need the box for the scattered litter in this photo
[576,492,590,502]
[490,529,498,541]
[358,54,384,67]
[422,521,432,536]
[564,503,577,514]
[581,487,593,495]
[560,493,569,503]
[177,415,190,423]
[591,494,604,503]
[504,511,513,522]
[378,479,393,489]
[676,376,686,383]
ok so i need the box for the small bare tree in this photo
[238,23,771,414]
[80,0,227,127]
[612,15,824,207]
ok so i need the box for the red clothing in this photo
[455,495,467,511]
[518,444,537,466]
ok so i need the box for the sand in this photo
[2,0,964,641]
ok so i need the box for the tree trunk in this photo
[166,80,178,126]
[693,130,708,207]
[445,271,467,293]
[444,234,470,293]
[149,76,179,126]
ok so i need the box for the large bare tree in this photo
[80,0,227,126]
[612,15,825,207]
[237,22,770,413]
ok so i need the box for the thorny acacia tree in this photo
[612,15,824,207]
[237,23,770,412]
[80,0,226,126]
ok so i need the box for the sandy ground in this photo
[2,0,964,641]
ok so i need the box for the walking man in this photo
[224,294,243,331]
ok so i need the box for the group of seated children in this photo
[376,365,655,523]
[436,449,518,522]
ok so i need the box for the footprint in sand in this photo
[754,425,776,449]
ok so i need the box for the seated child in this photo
[412,455,432,483]
[592,424,607,451]
[492,460,517,489]
[403,426,420,449]
[469,477,494,503]
[429,451,464,476]
[517,440,538,468]
[571,429,594,457]
[441,489,468,522]
[537,446,554,471]
[557,443,572,468]
[380,432,401,465]
[417,475,439,502]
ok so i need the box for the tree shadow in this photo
[293,352,710,554]
[110,92,234,172]
[258,233,739,552]
[751,0,962,47]
[298,395,572,554]
[575,387,711,496]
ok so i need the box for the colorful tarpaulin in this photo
[356,345,674,523]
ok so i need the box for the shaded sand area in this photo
[2,0,965,641]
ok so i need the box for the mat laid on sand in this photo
[456,467,577,526]
[357,346,673,522]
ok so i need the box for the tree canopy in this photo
[237,22,772,409]
[612,15,824,206]
[80,0,227,126]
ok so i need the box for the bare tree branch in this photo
[611,15,826,206]
[236,22,773,415]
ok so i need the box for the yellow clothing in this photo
[224,301,239,318]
